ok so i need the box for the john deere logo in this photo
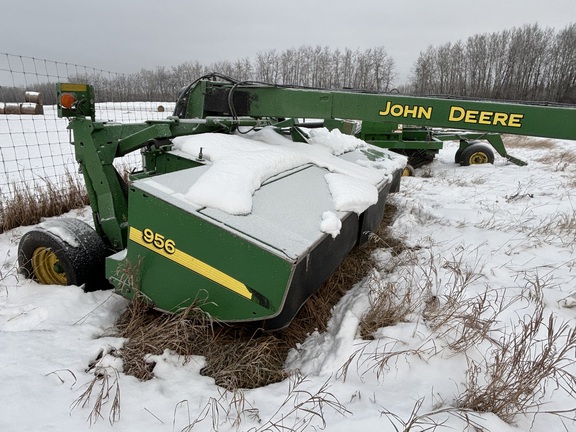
[379,101,432,119]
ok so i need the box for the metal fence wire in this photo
[0,52,174,203]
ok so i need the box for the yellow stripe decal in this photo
[129,227,252,300]
[60,83,88,92]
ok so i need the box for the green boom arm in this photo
[222,85,576,140]
[175,79,576,140]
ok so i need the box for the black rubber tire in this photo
[460,143,495,166]
[18,218,109,291]
[454,149,463,164]
[455,140,480,164]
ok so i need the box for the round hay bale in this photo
[157,105,165,112]
[25,91,42,104]
[20,102,44,115]
[4,103,21,114]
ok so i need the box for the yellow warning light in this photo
[60,93,76,109]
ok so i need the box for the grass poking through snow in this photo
[0,173,88,233]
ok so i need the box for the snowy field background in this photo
[0,103,174,200]
[1,108,576,432]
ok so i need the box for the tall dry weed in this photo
[535,149,576,170]
[456,301,576,423]
[345,248,576,426]
[71,361,121,425]
[378,396,485,432]
[0,172,88,233]
[180,374,349,432]
[359,268,423,339]
[503,135,557,149]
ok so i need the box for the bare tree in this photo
[410,23,575,102]
[547,23,576,102]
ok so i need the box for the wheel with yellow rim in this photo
[402,164,415,176]
[18,218,108,291]
[460,143,495,166]
[31,246,68,285]
[455,140,481,164]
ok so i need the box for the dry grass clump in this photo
[456,302,576,423]
[200,328,293,390]
[537,212,576,246]
[535,149,576,170]
[348,251,576,426]
[112,261,356,389]
[417,254,511,354]
[377,299,576,430]
[113,295,290,389]
[181,374,349,432]
[114,294,215,381]
[502,135,557,149]
[72,364,121,425]
[358,245,485,343]
[113,294,285,390]
[0,173,88,233]
[345,249,487,379]
[359,270,421,339]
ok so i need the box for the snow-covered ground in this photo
[1,126,576,431]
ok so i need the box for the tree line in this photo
[1,23,574,105]
[411,23,576,103]
[66,45,397,103]
[0,46,396,105]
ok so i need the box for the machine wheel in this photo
[455,140,481,164]
[460,143,495,166]
[402,164,415,176]
[454,148,463,164]
[18,218,108,291]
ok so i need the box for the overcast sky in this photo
[1,0,575,85]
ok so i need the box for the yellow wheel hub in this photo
[402,164,415,176]
[31,247,67,285]
[468,152,489,165]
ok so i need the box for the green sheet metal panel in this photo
[104,135,405,327]
[116,181,295,322]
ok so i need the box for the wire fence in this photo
[0,52,174,203]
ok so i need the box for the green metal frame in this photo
[58,79,576,250]
[55,78,576,326]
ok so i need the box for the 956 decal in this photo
[128,225,253,300]
[141,227,176,254]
